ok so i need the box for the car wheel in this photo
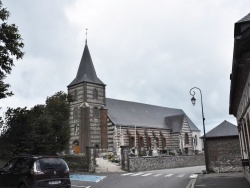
[19,184,27,188]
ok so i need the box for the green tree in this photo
[45,91,71,153]
[0,91,71,157]
[0,0,24,99]
[0,107,32,156]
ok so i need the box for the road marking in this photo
[141,173,152,176]
[121,173,134,176]
[121,172,188,178]
[190,174,198,179]
[131,172,145,176]
[154,174,162,177]
[186,178,197,188]
[71,185,91,188]
[165,174,174,177]
[177,174,185,177]
[70,174,106,182]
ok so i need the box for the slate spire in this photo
[68,42,105,87]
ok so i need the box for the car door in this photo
[0,158,18,188]
[8,157,33,188]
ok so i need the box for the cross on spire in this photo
[85,28,88,44]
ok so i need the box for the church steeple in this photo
[68,41,105,87]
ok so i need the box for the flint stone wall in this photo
[207,137,242,173]
[128,155,205,172]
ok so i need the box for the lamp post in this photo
[189,87,209,173]
[135,125,138,156]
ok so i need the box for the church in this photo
[67,39,202,155]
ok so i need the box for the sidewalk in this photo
[95,157,124,173]
[194,172,250,188]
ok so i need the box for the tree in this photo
[0,91,71,157]
[0,107,32,156]
[0,0,24,99]
[45,91,71,153]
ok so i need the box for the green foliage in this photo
[0,0,24,99]
[0,91,71,157]
[61,154,88,171]
[108,154,114,160]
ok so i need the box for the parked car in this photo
[0,154,71,188]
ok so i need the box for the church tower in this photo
[67,39,107,154]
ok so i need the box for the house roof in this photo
[205,120,238,138]
[229,13,250,116]
[106,98,200,132]
[68,42,105,87]
[237,13,250,23]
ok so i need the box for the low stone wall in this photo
[128,155,205,172]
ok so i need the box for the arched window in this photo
[93,89,98,99]
[195,135,197,146]
[73,107,78,122]
[162,137,166,148]
[147,137,151,149]
[185,133,189,145]
[74,125,79,135]
[139,137,144,147]
[156,137,159,147]
[131,137,135,147]
[93,107,99,119]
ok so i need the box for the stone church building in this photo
[67,40,201,155]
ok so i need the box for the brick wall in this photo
[128,155,205,172]
[206,136,242,172]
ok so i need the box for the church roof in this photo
[205,120,238,138]
[165,114,185,133]
[106,98,200,132]
[68,43,105,87]
[236,13,250,23]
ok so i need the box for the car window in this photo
[36,158,67,170]
[14,157,33,171]
[1,158,18,172]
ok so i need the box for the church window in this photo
[73,107,78,122]
[74,125,79,135]
[131,137,135,147]
[185,133,189,145]
[162,137,166,148]
[156,137,159,147]
[93,107,99,119]
[139,137,144,147]
[147,137,151,149]
[93,89,98,99]
[194,135,197,146]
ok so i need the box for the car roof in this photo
[17,154,60,159]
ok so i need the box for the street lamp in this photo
[189,87,209,173]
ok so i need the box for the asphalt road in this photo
[71,165,205,188]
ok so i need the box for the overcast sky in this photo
[1,0,249,133]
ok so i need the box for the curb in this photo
[186,174,198,188]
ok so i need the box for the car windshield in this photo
[36,158,67,170]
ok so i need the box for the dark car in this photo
[0,154,71,188]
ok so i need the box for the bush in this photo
[108,154,114,160]
[61,154,88,171]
